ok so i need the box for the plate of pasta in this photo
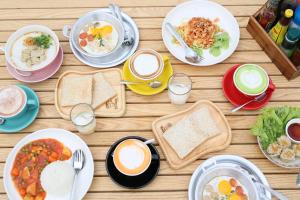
[162,0,240,66]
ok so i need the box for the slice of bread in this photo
[60,75,93,107]
[92,72,117,109]
[163,107,220,159]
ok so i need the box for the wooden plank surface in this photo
[0,0,299,199]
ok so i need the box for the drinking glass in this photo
[70,103,96,135]
[168,73,192,105]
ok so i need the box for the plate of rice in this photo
[162,0,240,66]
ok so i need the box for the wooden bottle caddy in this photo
[247,4,300,80]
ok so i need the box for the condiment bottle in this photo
[269,9,294,44]
[280,28,300,57]
[291,41,300,67]
[279,0,300,17]
[290,6,300,31]
[257,0,281,31]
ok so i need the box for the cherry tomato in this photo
[80,39,87,47]
[79,32,88,39]
[236,186,244,195]
[229,178,237,187]
[87,34,94,41]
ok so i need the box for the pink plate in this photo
[6,46,63,83]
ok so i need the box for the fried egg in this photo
[202,176,249,200]
[218,180,231,195]
[79,21,119,56]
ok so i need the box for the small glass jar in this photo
[168,73,192,105]
[70,103,96,135]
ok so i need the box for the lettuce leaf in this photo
[191,45,203,56]
[209,32,230,57]
[251,106,300,150]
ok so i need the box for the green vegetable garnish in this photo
[251,106,300,150]
[33,34,52,49]
[209,32,230,57]
[209,46,221,57]
[191,45,203,56]
[98,38,104,47]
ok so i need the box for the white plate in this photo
[258,137,300,169]
[188,155,271,200]
[162,0,240,66]
[3,128,94,200]
[69,8,139,68]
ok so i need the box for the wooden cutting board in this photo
[152,100,232,169]
[55,69,126,120]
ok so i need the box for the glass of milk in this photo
[70,103,96,135]
[168,73,192,105]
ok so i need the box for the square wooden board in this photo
[55,69,126,120]
[152,100,232,169]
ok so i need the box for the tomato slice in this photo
[236,186,244,195]
[87,34,94,41]
[79,32,88,39]
[80,39,87,47]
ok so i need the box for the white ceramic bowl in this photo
[63,10,124,58]
[0,25,60,72]
[285,118,300,144]
[195,165,259,200]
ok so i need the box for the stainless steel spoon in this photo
[246,168,289,200]
[120,80,162,88]
[0,118,5,125]
[69,149,85,200]
[255,182,288,200]
[109,4,134,46]
[231,92,266,113]
[165,22,203,63]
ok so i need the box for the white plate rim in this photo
[3,128,94,200]
[162,0,240,66]
[188,155,271,200]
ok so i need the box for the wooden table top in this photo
[0,0,299,199]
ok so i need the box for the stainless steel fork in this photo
[70,149,85,200]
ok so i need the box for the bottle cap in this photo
[285,9,294,18]
[286,28,300,41]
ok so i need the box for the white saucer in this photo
[70,8,139,68]
[188,155,271,200]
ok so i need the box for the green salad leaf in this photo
[191,45,203,56]
[209,32,230,57]
[251,106,300,150]
[209,46,221,57]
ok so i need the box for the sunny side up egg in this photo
[218,180,232,195]
[78,21,119,56]
[202,176,249,200]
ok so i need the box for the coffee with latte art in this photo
[0,86,26,118]
[113,139,152,176]
[129,49,164,80]
[233,64,269,96]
